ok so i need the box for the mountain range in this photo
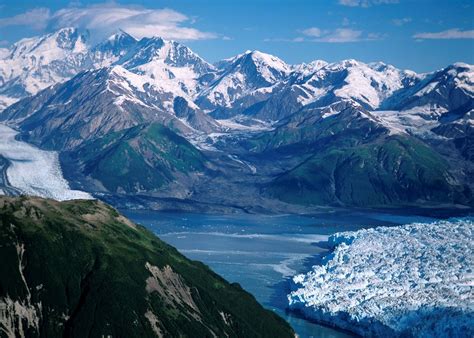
[0,27,473,212]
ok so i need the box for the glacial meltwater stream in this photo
[124,209,439,337]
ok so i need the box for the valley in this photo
[0,27,472,213]
[0,21,472,338]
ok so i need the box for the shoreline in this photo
[108,192,473,219]
[285,309,362,338]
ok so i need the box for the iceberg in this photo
[288,220,474,337]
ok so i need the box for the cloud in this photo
[264,37,306,42]
[301,27,322,37]
[0,3,217,41]
[298,27,382,43]
[316,28,363,42]
[392,17,412,26]
[339,0,398,7]
[0,8,51,30]
[413,28,474,40]
[264,27,384,43]
[367,32,386,40]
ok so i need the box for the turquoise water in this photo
[123,209,437,338]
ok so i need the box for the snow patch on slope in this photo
[288,219,474,338]
[331,61,416,109]
[249,50,291,83]
[375,105,449,137]
[0,124,92,201]
[200,50,290,108]
[0,28,89,95]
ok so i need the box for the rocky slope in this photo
[0,196,294,337]
[1,65,218,150]
[233,101,472,207]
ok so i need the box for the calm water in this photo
[123,209,437,338]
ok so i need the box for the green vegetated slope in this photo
[0,196,294,338]
[244,108,386,154]
[266,135,471,206]
[241,104,473,207]
[75,123,207,193]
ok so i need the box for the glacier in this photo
[0,124,93,201]
[288,220,474,337]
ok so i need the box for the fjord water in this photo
[124,209,438,338]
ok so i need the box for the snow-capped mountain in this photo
[119,37,216,99]
[0,28,90,109]
[1,27,472,145]
[121,37,214,75]
[0,28,215,111]
[90,30,138,67]
[382,62,474,114]
[0,27,472,210]
[371,63,474,141]
[205,58,423,122]
[197,50,291,113]
[1,27,472,127]
[284,59,420,110]
[1,65,218,150]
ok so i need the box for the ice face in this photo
[288,220,474,338]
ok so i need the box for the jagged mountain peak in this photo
[106,29,137,42]
[119,36,214,75]
[197,49,291,109]
[292,60,329,75]
[0,27,94,109]
[289,59,421,109]
[227,49,290,78]
[96,29,137,52]
[440,61,471,73]
[442,62,474,84]
[7,27,89,61]
[380,61,474,113]
[332,58,362,68]
[90,30,138,67]
[368,61,398,72]
[111,36,214,100]
[53,27,89,49]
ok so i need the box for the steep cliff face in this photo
[0,196,294,338]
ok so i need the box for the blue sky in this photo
[0,0,473,72]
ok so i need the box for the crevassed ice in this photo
[288,220,474,338]
[0,124,93,201]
